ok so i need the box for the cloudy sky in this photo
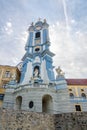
[0,0,87,78]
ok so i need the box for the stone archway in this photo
[42,94,53,113]
[16,96,22,110]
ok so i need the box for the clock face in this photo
[36,26,41,30]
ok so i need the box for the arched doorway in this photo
[42,94,53,113]
[16,96,22,110]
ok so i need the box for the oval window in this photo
[29,101,34,108]
[81,93,86,99]
[69,93,74,99]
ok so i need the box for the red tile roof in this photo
[66,79,87,85]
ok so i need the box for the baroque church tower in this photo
[20,19,55,84]
[3,19,72,114]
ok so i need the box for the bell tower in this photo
[20,19,55,84]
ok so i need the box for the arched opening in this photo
[42,94,53,113]
[16,96,22,110]
[81,93,86,99]
[35,46,40,52]
[35,32,40,38]
[69,93,74,99]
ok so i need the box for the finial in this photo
[38,17,41,21]
[31,22,34,26]
[44,19,47,23]
[28,22,34,31]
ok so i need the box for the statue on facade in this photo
[33,68,39,77]
[56,66,65,76]
[8,73,17,85]
[12,73,16,81]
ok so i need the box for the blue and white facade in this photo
[20,19,55,84]
[3,19,73,114]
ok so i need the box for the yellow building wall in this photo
[68,85,87,112]
[0,88,5,107]
[68,85,87,97]
[0,65,20,107]
[0,65,20,87]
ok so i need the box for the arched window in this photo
[35,32,40,38]
[69,93,74,99]
[81,93,86,99]
[0,94,4,100]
